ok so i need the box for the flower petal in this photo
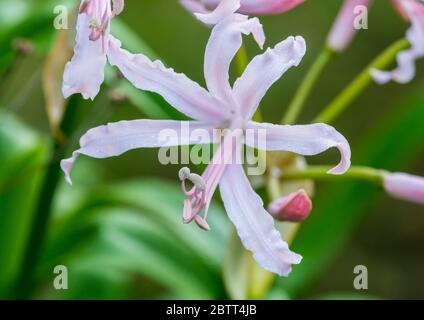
[182,0,304,16]
[62,10,107,100]
[233,36,306,120]
[107,35,228,124]
[194,0,240,25]
[219,163,302,276]
[245,121,351,174]
[384,172,424,205]
[204,13,264,104]
[61,120,214,184]
[112,0,125,16]
[179,0,211,15]
[237,0,305,15]
[327,0,372,53]
[371,1,424,84]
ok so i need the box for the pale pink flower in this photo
[61,10,351,276]
[327,0,373,52]
[371,0,424,84]
[268,189,312,222]
[62,0,125,100]
[180,0,304,24]
[384,172,424,204]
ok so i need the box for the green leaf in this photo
[85,179,229,268]
[282,83,424,297]
[0,112,48,298]
[41,179,230,299]
[0,0,74,54]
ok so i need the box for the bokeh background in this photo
[0,0,423,299]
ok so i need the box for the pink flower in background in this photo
[371,0,424,84]
[62,0,125,100]
[180,0,304,23]
[61,8,352,276]
[384,172,424,204]
[327,0,373,52]
[268,189,313,222]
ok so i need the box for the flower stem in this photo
[13,97,80,299]
[315,38,409,124]
[280,165,384,184]
[235,44,249,76]
[282,47,334,124]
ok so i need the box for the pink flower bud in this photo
[327,0,372,52]
[383,172,424,205]
[268,189,312,222]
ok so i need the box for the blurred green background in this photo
[0,0,423,299]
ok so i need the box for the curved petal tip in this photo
[60,152,80,186]
[195,0,240,25]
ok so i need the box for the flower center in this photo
[178,130,243,231]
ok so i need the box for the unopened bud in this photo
[383,172,424,204]
[268,189,312,222]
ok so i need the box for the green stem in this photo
[235,44,249,76]
[280,165,384,184]
[283,47,334,124]
[315,38,409,124]
[13,97,80,299]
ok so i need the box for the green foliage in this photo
[0,112,48,298]
[0,0,423,300]
[282,84,424,297]
[39,177,229,299]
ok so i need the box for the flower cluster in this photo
[61,0,424,277]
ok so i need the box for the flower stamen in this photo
[178,167,210,229]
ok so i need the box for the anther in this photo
[178,167,191,181]
[112,0,125,16]
[88,19,100,29]
[194,215,211,231]
[188,173,206,191]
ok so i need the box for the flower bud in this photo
[383,172,424,204]
[268,189,312,222]
[327,0,372,52]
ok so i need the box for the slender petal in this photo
[181,0,304,16]
[62,7,108,100]
[195,0,240,25]
[61,120,214,184]
[237,0,304,15]
[112,0,125,16]
[245,121,351,174]
[233,36,306,120]
[383,172,424,204]
[204,13,264,105]
[219,163,302,276]
[371,2,424,84]
[107,35,228,124]
[327,0,372,53]
[180,0,210,14]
